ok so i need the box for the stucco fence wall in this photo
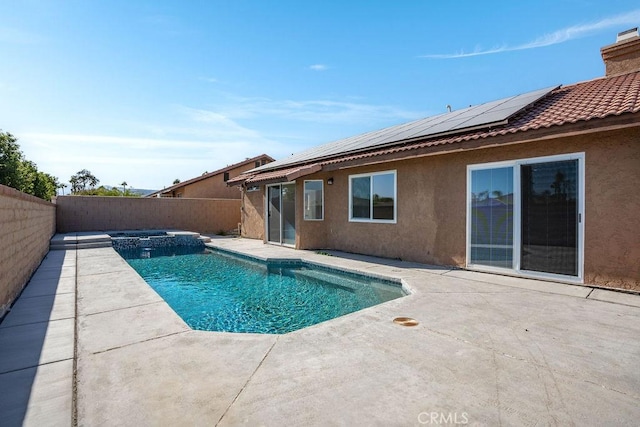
[0,184,56,318]
[55,196,241,234]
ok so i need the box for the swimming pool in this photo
[116,246,406,334]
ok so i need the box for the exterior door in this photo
[267,186,281,243]
[468,153,583,281]
[267,183,296,245]
[281,183,296,245]
[520,160,579,276]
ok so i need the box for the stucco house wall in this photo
[242,127,640,290]
[153,154,273,199]
[240,189,265,240]
[178,173,243,199]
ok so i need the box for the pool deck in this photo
[1,235,640,426]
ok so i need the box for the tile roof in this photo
[230,71,640,185]
[229,164,322,185]
[147,154,274,196]
[321,71,640,165]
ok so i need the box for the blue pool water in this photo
[117,246,406,334]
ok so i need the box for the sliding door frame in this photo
[265,182,296,247]
[466,152,585,283]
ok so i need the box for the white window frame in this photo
[348,170,397,224]
[303,180,324,221]
[466,152,585,283]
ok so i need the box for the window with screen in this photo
[349,171,396,223]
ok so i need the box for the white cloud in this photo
[0,27,44,44]
[309,64,328,71]
[176,107,266,136]
[18,106,284,189]
[211,94,425,124]
[17,94,426,189]
[141,15,172,26]
[140,14,189,37]
[0,81,17,92]
[19,131,273,190]
[199,77,218,83]
[421,9,640,59]
[24,133,220,149]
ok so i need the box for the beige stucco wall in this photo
[0,185,56,318]
[242,127,640,290]
[582,132,640,289]
[601,37,640,77]
[179,175,243,199]
[241,190,265,240]
[167,157,270,199]
[298,158,466,267]
[56,196,241,235]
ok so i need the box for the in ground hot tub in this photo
[109,230,207,252]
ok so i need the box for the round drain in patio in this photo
[393,317,419,327]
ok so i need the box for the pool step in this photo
[50,230,209,251]
[50,234,112,251]
[288,268,404,301]
[289,269,363,292]
[165,231,210,243]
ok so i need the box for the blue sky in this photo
[1,1,639,190]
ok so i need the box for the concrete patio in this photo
[1,235,639,426]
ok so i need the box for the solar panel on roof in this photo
[252,85,559,173]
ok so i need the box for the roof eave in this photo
[322,113,640,172]
[229,163,324,188]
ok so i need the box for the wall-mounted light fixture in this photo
[327,178,334,185]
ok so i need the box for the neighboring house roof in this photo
[229,71,640,186]
[147,154,274,197]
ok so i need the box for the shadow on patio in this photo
[0,250,75,426]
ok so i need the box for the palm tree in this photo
[70,169,99,193]
[69,176,80,194]
[121,181,128,195]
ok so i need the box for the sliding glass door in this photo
[267,186,281,244]
[266,183,296,246]
[469,166,514,268]
[521,160,578,276]
[281,183,296,245]
[468,153,583,280]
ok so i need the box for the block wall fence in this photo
[55,196,241,234]
[1,193,241,317]
[0,184,56,318]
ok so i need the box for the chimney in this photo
[601,27,640,77]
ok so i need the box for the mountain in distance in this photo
[129,188,157,196]
[103,185,157,196]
